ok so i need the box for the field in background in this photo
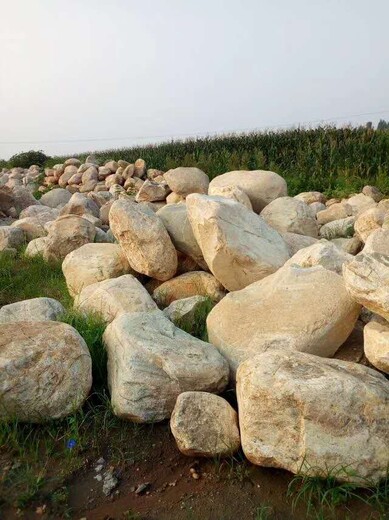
[42,125,389,197]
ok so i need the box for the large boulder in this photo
[208,184,253,210]
[281,232,318,256]
[316,203,350,225]
[170,392,240,457]
[363,317,389,374]
[156,204,207,270]
[164,167,209,197]
[44,215,96,263]
[152,271,226,307]
[319,217,355,239]
[163,295,208,324]
[186,194,290,291]
[260,196,319,237]
[0,226,25,252]
[135,179,170,202]
[19,205,59,221]
[109,198,177,281]
[354,207,385,242]
[343,253,389,320]
[345,193,376,216]
[40,188,72,208]
[24,237,48,257]
[207,265,361,376]
[284,241,352,275]
[59,192,100,218]
[237,349,389,485]
[208,170,287,213]
[0,321,92,422]
[0,298,65,324]
[62,243,133,297]
[9,186,40,215]
[294,191,325,205]
[75,274,157,323]
[11,217,47,241]
[363,228,389,255]
[103,311,229,422]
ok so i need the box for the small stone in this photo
[191,472,200,480]
[135,482,151,495]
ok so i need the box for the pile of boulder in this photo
[0,159,388,487]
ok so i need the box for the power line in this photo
[1,109,388,146]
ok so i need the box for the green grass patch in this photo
[287,462,389,519]
[174,297,214,341]
[0,249,71,308]
[60,309,107,391]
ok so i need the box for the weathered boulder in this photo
[156,203,207,269]
[237,349,389,485]
[363,228,389,255]
[364,317,389,374]
[75,274,157,323]
[59,192,100,218]
[163,295,209,324]
[153,271,225,307]
[166,192,185,204]
[343,253,389,320]
[109,198,177,281]
[345,193,376,216]
[354,207,385,242]
[0,298,65,324]
[0,321,92,422]
[186,194,290,291]
[260,196,318,237]
[62,243,133,297]
[64,158,81,167]
[207,265,361,376]
[319,217,355,239]
[281,232,318,256]
[44,215,96,263]
[24,237,48,257]
[208,184,253,210]
[171,392,240,457]
[294,191,326,205]
[208,170,287,213]
[40,188,72,208]
[0,226,25,251]
[316,203,350,225]
[164,167,209,197]
[135,179,170,202]
[19,205,59,221]
[11,186,40,215]
[133,158,146,178]
[284,241,352,274]
[362,185,383,203]
[309,201,326,216]
[11,217,47,241]
[103,311,229,422]
[332,237,362,255]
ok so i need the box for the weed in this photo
[255,504,274,520]
[287,461,389,519]
[175,297,214,341]
[0,249,71,307]
[60,309,107,390]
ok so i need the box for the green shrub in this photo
[8,150,49,169]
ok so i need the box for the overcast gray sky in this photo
[1,0,388,159]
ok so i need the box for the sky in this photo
[1,0,388,160]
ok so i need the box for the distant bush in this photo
[8,150,49,169]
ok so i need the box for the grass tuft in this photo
[60,309,107,390]
[0,249,71,308]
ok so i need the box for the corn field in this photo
[48,125,389,196]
